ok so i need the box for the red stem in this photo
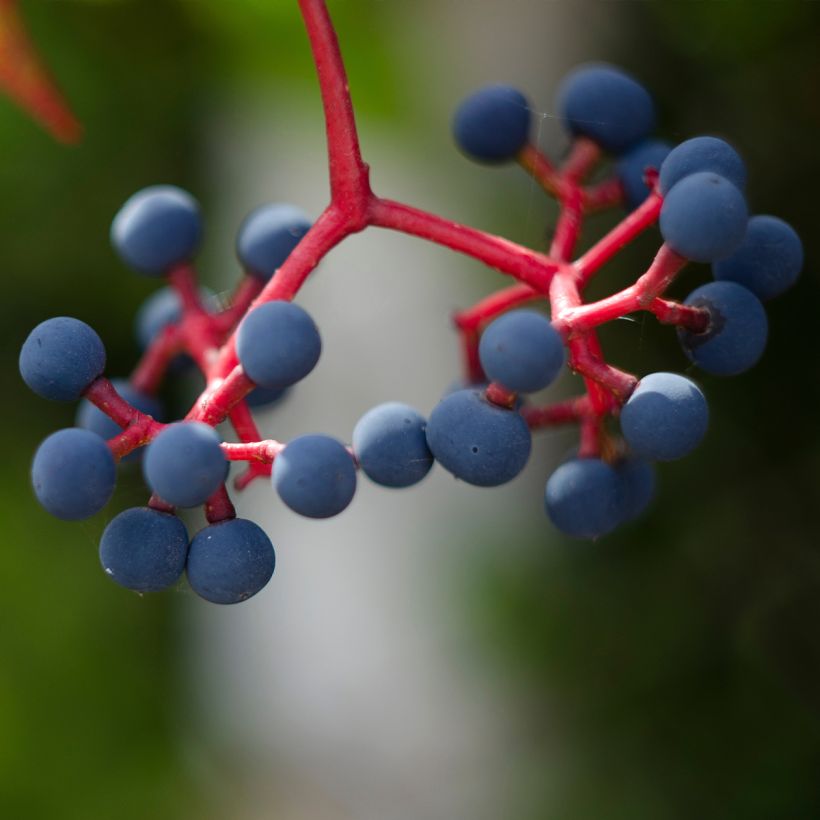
[574,190,663,285]
[649,297,710,332]
[521,395,590,429]
[370,198,561,293]
[561,138,601,183]
[297,0,372,217]
[222,440,284,462]
[204,485,237,524]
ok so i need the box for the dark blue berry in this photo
[620,373,708,461]
[678,281,768,376]
[352,402,434,488]
[556,64,654,155]
[659,172,747,262]
[32,428,116,520]
[712,215,803,301]
[545,458,622,539]
[426,389,531,487]
[273,434,357,519]
[187,518,275,605]
[111,185,202,276]
[236,203,312,282]
[478,310,565,393]
[237,301,321,389]
[452,85,531,163]
[143,422,228,508]
[659,136,746,195]
[99,507,189,593]
[20,317,106,402]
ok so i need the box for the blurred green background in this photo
[1,1,819,818]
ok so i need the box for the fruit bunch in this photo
[19,0,801,604]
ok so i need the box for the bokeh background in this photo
[2,1,819,818]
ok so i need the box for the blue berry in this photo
[659,136,746,195]
[111,185,202,276]
[187,518,275,605]
[478,310,565,393]
[620,373,708,461]
[545,458,622,539]
[32,428,116,520]
[678,281,768,376]
[99,507,189,593]
[273,434,357,519]
[352,402,434,488]
[236,203,312,282]
[614,456,656,523]
[426,389,531,487]
[76,379,163,463]
[237,301,321,389]
[555,64,654,155]
[616,139,672,210]
[246,385,289,409]
[143,422,228,508]
[20,316,106,402]
[712,215,803,301]
[659,172,747,262]
[452,85,531,163]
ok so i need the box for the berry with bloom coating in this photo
[237,301,322,389]
[236,203,312,282]
[620,373,709,461]
[712,214,803,301]
[32,428,116,520]
[99,507,189,593]
[353,402,434,488]
[545,458,622,539]
[659,136,746,195]
[143,422,228,508]
[452,85,531,163]
[478,310,565,393]
[426,389,531,487]
[20,316,106,402]
[273,434,357,518]
[678,281,768,376]
[187,518,275,604]
[659,172,747,262]
[111,185,202,275]
[556,63,654,154]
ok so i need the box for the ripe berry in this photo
[452,85,531,163]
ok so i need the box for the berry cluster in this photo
[19,0,801,604]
